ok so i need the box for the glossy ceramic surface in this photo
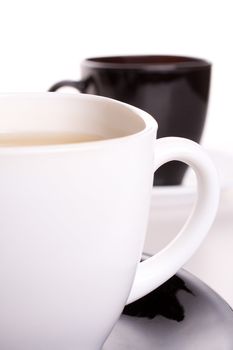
[49,55,211,186]
[144,149,233,308]
[0,93,218,350]
[104,269,233,349]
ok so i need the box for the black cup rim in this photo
[82,55,211,72]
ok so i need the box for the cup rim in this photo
[82,55,211,71]
[0,92,157,154]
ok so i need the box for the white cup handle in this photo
[127,137,219,304]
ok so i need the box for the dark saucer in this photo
[104,269,233,349]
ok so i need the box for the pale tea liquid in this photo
[0,133,105,146]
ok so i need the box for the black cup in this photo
[49,55,211,186]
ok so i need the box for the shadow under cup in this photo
[49,55,211,186]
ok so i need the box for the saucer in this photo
[104,269,233,349]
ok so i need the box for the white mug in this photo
[0,93,219,350]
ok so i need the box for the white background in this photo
[0,0,233,152]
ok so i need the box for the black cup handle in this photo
[48,78,90,92]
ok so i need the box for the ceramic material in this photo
[0,93,218,350]
[49,55,211,186]
[104,269,233,349]
[144,150,233,308]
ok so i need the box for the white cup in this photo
[0,93,219,350]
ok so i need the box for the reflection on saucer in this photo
[104,269,233,350]
[123,275,193,322]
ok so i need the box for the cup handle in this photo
[48,78,90,92]
[127,137,219,304]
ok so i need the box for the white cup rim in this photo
[0,92,157,154]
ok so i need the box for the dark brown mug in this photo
[49,55,211,186]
